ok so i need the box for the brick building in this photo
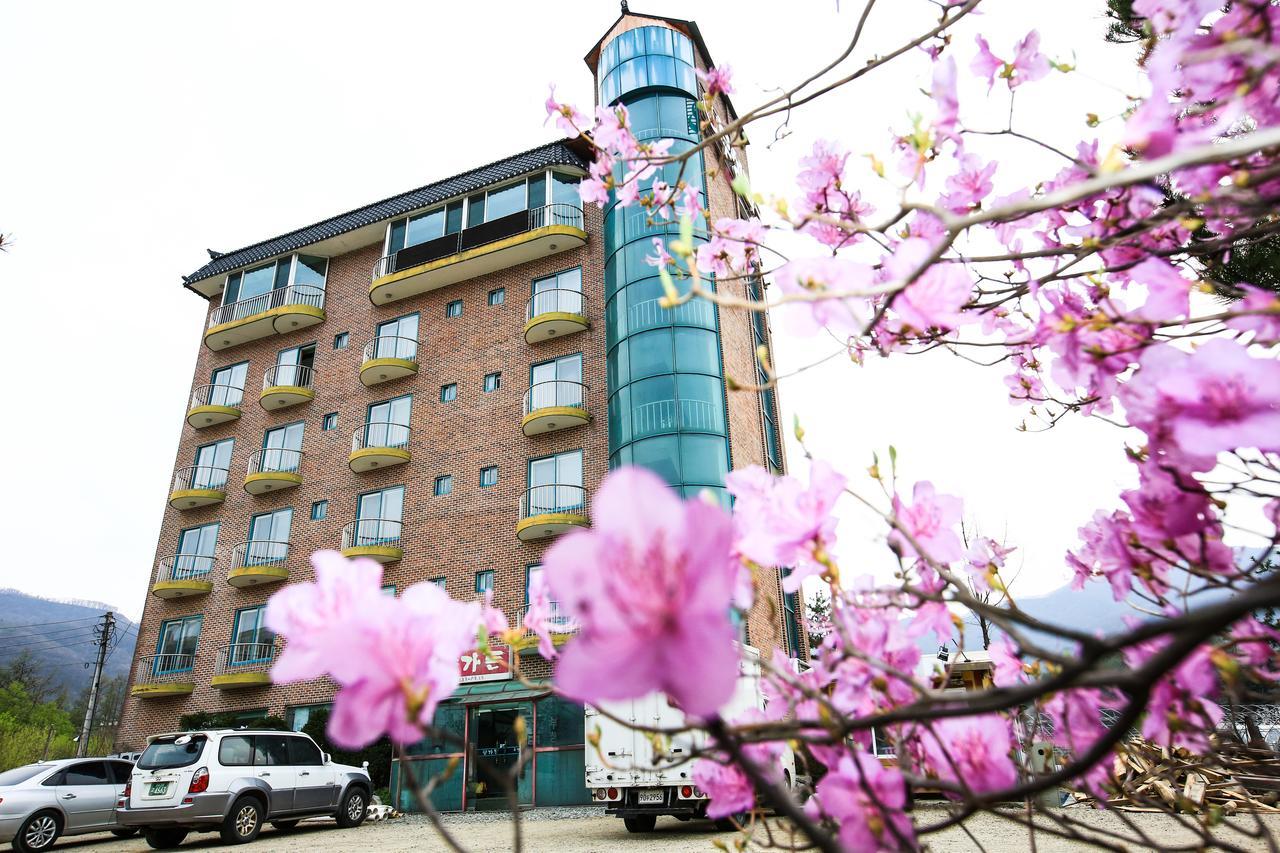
[118,6,805,811]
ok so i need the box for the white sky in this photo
[0,1,1167,620]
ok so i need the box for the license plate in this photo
[148,782,169,796]
[637,789,664,804]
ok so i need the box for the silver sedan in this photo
[0,758,137,852]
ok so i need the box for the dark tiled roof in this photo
[182,140,589,291]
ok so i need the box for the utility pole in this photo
[77,612,114,758]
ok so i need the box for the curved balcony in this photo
[130,654,196,698]
[360,336,419,387]
[151,554,216,599]
[227,541,290,588]
[524,288,588,344]
[516,602,579,646]
[260,364,315,411]
[517,484,589,541]
[186,384,243,429]
[522,381,589,436]
[204,284,326,352]
[169,466,229,510]
[349,423,411,472]
[369,204,587,305]
[211,643,276,689]
[341,518,403,563]
[245,448,303,495]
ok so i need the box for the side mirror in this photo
[322,752,331,765]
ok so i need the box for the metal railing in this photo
[342,518,403,551]
[190,383,244,410]
[523,380,587,415]
[155,554,216,584]
[173,465,229,492]
[352,422,411,452]
[632,398,721,436]
[372,203,585,279]
[627,296,715,331]
[208,284,325,329]
[248,447,302,476]
[362,335,419,363]
[516,602,579,636]
[134,653,196,684]
[215,642,278,673]
[527,287,586,321]
[232,540,290,569]
[520,484,588,520]
[262,364,315,390]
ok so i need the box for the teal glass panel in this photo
[487,180,526,220]
[676,374,725,433]
[533,750,592,806]
[631,435,680,485]
[388,220,407,255]
[295,255,327,288]
[445,201,464,234]
[628,328,673,380]
[527,173,547,209]
[630,374,676,439]
[674,327,720,376]
[681,434,729,486]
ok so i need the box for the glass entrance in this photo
[467,702,533,809]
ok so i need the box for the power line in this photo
[0,616,103,631]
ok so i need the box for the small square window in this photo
[310,500,328,521]
[381,584,397,597]
[488,288,505,306]
[483,372,501,393]
[446,300,463,318]
[321,412,338,431]
[440,383,457,402]
[333,332,350,350]
[475,570,494,595]
[430,577,447,589]
[480,466,499,488]
[434,475,453,496]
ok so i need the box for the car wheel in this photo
[270,820,300,831]
[219,796,264,845]
[111,828,140,838]
[12,811,60,852]
[623,815,657,833]
[142,828,189,849]
[334,787,367,829]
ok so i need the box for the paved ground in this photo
[48,806,1280,851]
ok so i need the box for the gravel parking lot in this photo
[43,805,1280,852]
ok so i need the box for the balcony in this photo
[130,654,196,698]
[151,554,216,599]
[369,204,587,305]
[227,541,290,588]
[186,384,243,429]
[204,284,326,352]
[211,643,276,689]
[349,423,411,472]
[245,448,303,495]
[517,484,589,541]
[516,602,579,647]
[341,518,403,563]
[522,381,589,437]
[260,364,315,411]
[524,288,588,344]
[360,336,419,387]
[169,466,229,510]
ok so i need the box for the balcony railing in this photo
[156,554,216,584]
[232,540,290,569]
[173,465,229,493]
[215,642,278,673]
[352,422,411,452]
[263,364,315,390]
[632,398,721,436]
[523,381,587,415]
[248,447,302,476]
[207,284,326,329]
[527,288,586,322]
[372,204,585,280]
[517,602,579,636]
[341,518,403,551]
[190,383,244,410]
[134,653,196,685]
[363,336,418,363]
[520,484,588,519]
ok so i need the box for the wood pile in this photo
[1102,737,1280,814]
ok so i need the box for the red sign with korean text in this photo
[458,644,512,684]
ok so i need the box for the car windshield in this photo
[0,765,47,786]
[138,735,208,769]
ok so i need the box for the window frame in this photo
[222,253,329,305]
[479,465,499,488]
[445,299,463,318]
[487,287,506,306]
[440,383,458,403]
[333,332,350,350]
[321,412,338,431]
[475,570,494,596]
[310,500,328,521]
[483,372,501,393]
[155,615,202,672]
[434,475,453,497]
[229,605,274,665]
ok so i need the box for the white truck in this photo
[583,647,805,833]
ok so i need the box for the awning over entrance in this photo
[448,681,552,703]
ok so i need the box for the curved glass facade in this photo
[601,26,731,503]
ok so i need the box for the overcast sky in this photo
[0,1,1176,620]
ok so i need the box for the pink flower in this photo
[773,256,874,337]
[695,65,734,97]
[923,715,1018,795]
[544,85,589,138]
[545,467,740,718]
[971,35,1004,92]
[807,750,915,851]
[972,31,1051,92]
[692,761,753,819]
[479,589,509,636]
[932,56,961,147]
[1125,640,1223,751]
[889,481,965,565]
[939,154,997,213]
[1226,284,1280,344]
[883,238,973,333]
[964,536,1014,594]
[1124,258,1191,323]
[725,461,846,592]
[522,571,558,660]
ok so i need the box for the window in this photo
[531,267,583,317]
[382,584,397,596]
[287,736,324,766]
[446,299,463,318]
[483,372,501,393]
[260,421,303,474]
[191,438,234,489]
[434,475,453,496]
[61,762,111,786]
[156,616,202,673]
[354,486,404,546]
[373,313,419,361]
[530,353,584,410]
[475,570,494,595]
[310,500,328,521]
[365,395,412,448]
[173,523,218,579]
[782,578,803,659]
[219,736,253,767]
[246,507,292,566]
[223,254,328,306]
[322,412,338,431]
[272,344,315,388]
[229,606,274,665]
[430,577,447,589]
[479,466,499,488]
[527,451,584,514]
[285,703,332,732]
[333,332,350,350]
[254,735,291,767]
[488,288,505,306]
[208,361,249,408]
[440,383,457,402]
[386,200,465,255]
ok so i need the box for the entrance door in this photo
[467,703,533,809]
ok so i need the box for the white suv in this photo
[116,730,371,848]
